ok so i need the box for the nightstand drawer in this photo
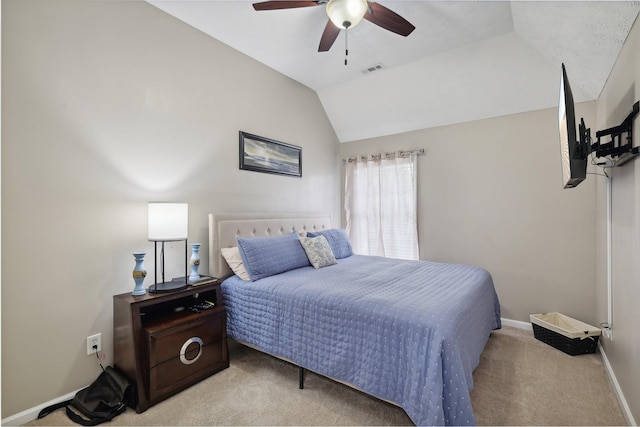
[144,310,228,403]
[145,311,225,367]
[149,338,227,401]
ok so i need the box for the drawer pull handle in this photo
[180,337,203,365]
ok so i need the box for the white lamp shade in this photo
[148,202,188,241]
[326,0,368,29]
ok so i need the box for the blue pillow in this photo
[236,232,310,281]
[306,229,353,259]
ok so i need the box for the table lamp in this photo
[148,202,189,293]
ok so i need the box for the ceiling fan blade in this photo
[364,2,415,37]
[252,1,319,11]
[318,19,341,52]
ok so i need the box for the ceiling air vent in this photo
[361,63,385,75]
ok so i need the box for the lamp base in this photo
[173,275,216,285]
[148,280,188,293]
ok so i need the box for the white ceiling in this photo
[148,1,640,142]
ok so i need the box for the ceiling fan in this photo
[252,0,415,53]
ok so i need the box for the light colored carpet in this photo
[26,326,626,426]
[470,326,625,426]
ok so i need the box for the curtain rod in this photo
[342,148,424,163]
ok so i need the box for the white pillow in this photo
[221,247,251,281]
[299,235,337,269]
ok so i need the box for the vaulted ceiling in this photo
[148,1,640,142]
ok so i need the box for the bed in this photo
[208,213,501,426]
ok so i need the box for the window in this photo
[344,152,419,260]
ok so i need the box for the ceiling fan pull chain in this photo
[344,28,348,65]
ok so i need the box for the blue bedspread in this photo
[221,255,501,426]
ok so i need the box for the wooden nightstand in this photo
[113,281,229,413]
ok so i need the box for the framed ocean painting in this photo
[239,131,302,177]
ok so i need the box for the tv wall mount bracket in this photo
[581,101,639,166]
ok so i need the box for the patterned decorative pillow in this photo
[220,247,251,281]
[299,235,337,269]
[306,229,353,259]
[237,232,311,281]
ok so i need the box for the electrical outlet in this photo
[87,333,102,355]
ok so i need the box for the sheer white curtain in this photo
[345,151,419,260]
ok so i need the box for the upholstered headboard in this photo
[208,213,332,279]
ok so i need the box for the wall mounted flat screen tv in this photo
[558,63,588,189]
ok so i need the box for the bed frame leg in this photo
[299,367,305,389]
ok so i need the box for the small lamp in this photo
[148,202,189,293]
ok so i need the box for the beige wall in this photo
[3,0,638,422]
[340,103,598,325]
[1,0,340,417]
[596,14,640,424]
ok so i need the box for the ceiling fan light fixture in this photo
[326,0,368,29]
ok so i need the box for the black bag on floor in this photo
[38,366,134,426]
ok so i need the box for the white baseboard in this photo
[500,317,532,330]
[598,343,636,426]
[1,388,79,426]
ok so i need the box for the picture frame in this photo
[239,131,302,177]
